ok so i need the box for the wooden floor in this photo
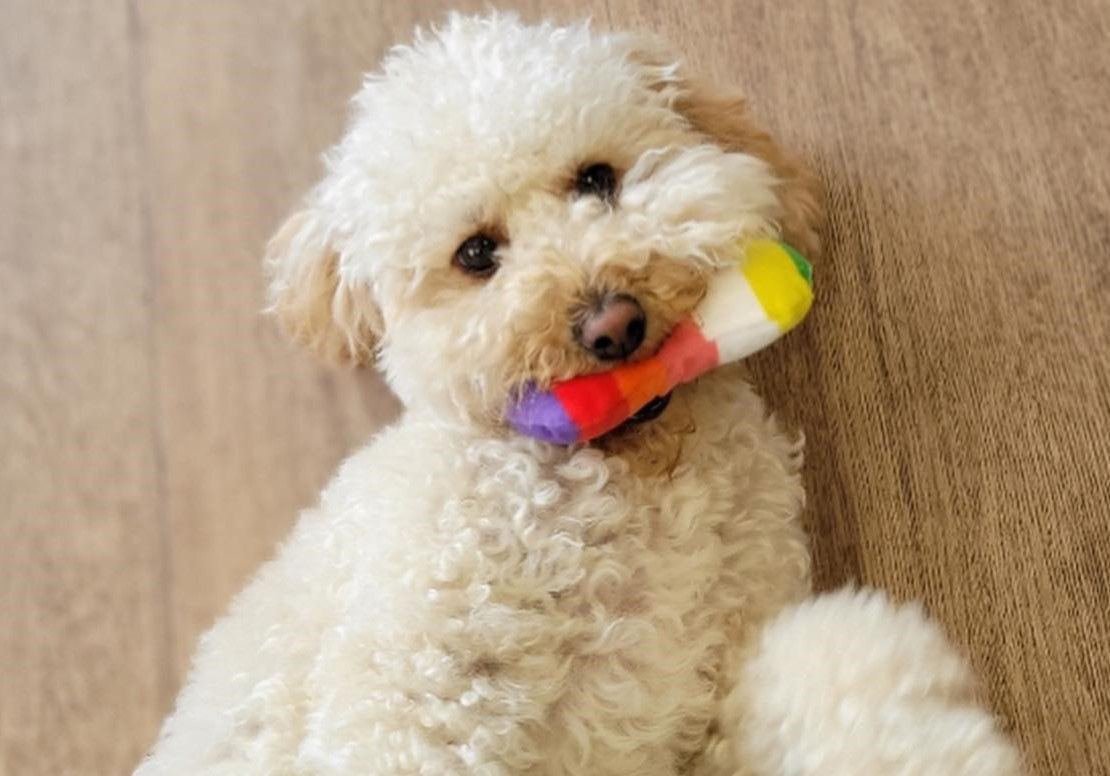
[2,1,1107,774]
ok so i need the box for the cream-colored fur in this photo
[136,14,1020,776]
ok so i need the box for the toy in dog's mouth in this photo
[506,239,814,445]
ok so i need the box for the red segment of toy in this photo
[656,320,719,386]
[553,371,630,441]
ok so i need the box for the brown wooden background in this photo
[2,2,1107,774]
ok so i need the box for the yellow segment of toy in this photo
[741,239,815,332]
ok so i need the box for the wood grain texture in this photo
[0,3,167,774]
[1,1,1106,774]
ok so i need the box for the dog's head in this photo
[266,14,820,431]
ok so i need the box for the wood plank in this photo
[0,3,167,774]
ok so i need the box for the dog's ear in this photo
[627,37,823,258]
[264,208,382,366]
[672,81,823,258]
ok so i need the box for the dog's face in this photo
[267,15,820,429]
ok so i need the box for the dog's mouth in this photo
[618,391,673,429]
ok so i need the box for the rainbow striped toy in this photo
[506,239,814,444]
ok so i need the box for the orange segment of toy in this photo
[612,354,670,415]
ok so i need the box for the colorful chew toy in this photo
[506,238,814,444]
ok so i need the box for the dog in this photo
[136,14,1020,775]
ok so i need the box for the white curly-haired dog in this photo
[137,13,1021,776]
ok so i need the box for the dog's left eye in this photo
[573,162,618,201]
[454,233,500,277]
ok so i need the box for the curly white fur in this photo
[136,13,1021,776]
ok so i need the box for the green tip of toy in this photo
[779,241,813,287]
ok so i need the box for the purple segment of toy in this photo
[506,385,580,444]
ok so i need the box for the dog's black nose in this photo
[575,294,646,361]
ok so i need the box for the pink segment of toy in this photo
[655,319,721,388]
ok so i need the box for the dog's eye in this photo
[574,162,618,201]
[454,233,500,277]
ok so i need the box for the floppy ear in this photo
[264,208,382,366]
[627,36,823,258]
[674,79,824,259]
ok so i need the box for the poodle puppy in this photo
[136,14,1020,776]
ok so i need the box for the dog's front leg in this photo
[692,589,1022,776]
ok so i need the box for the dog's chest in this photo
[384,440,760,771]
[305,377,807,773]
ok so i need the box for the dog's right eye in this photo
[573,162,618,202]
[454,233,500,277]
